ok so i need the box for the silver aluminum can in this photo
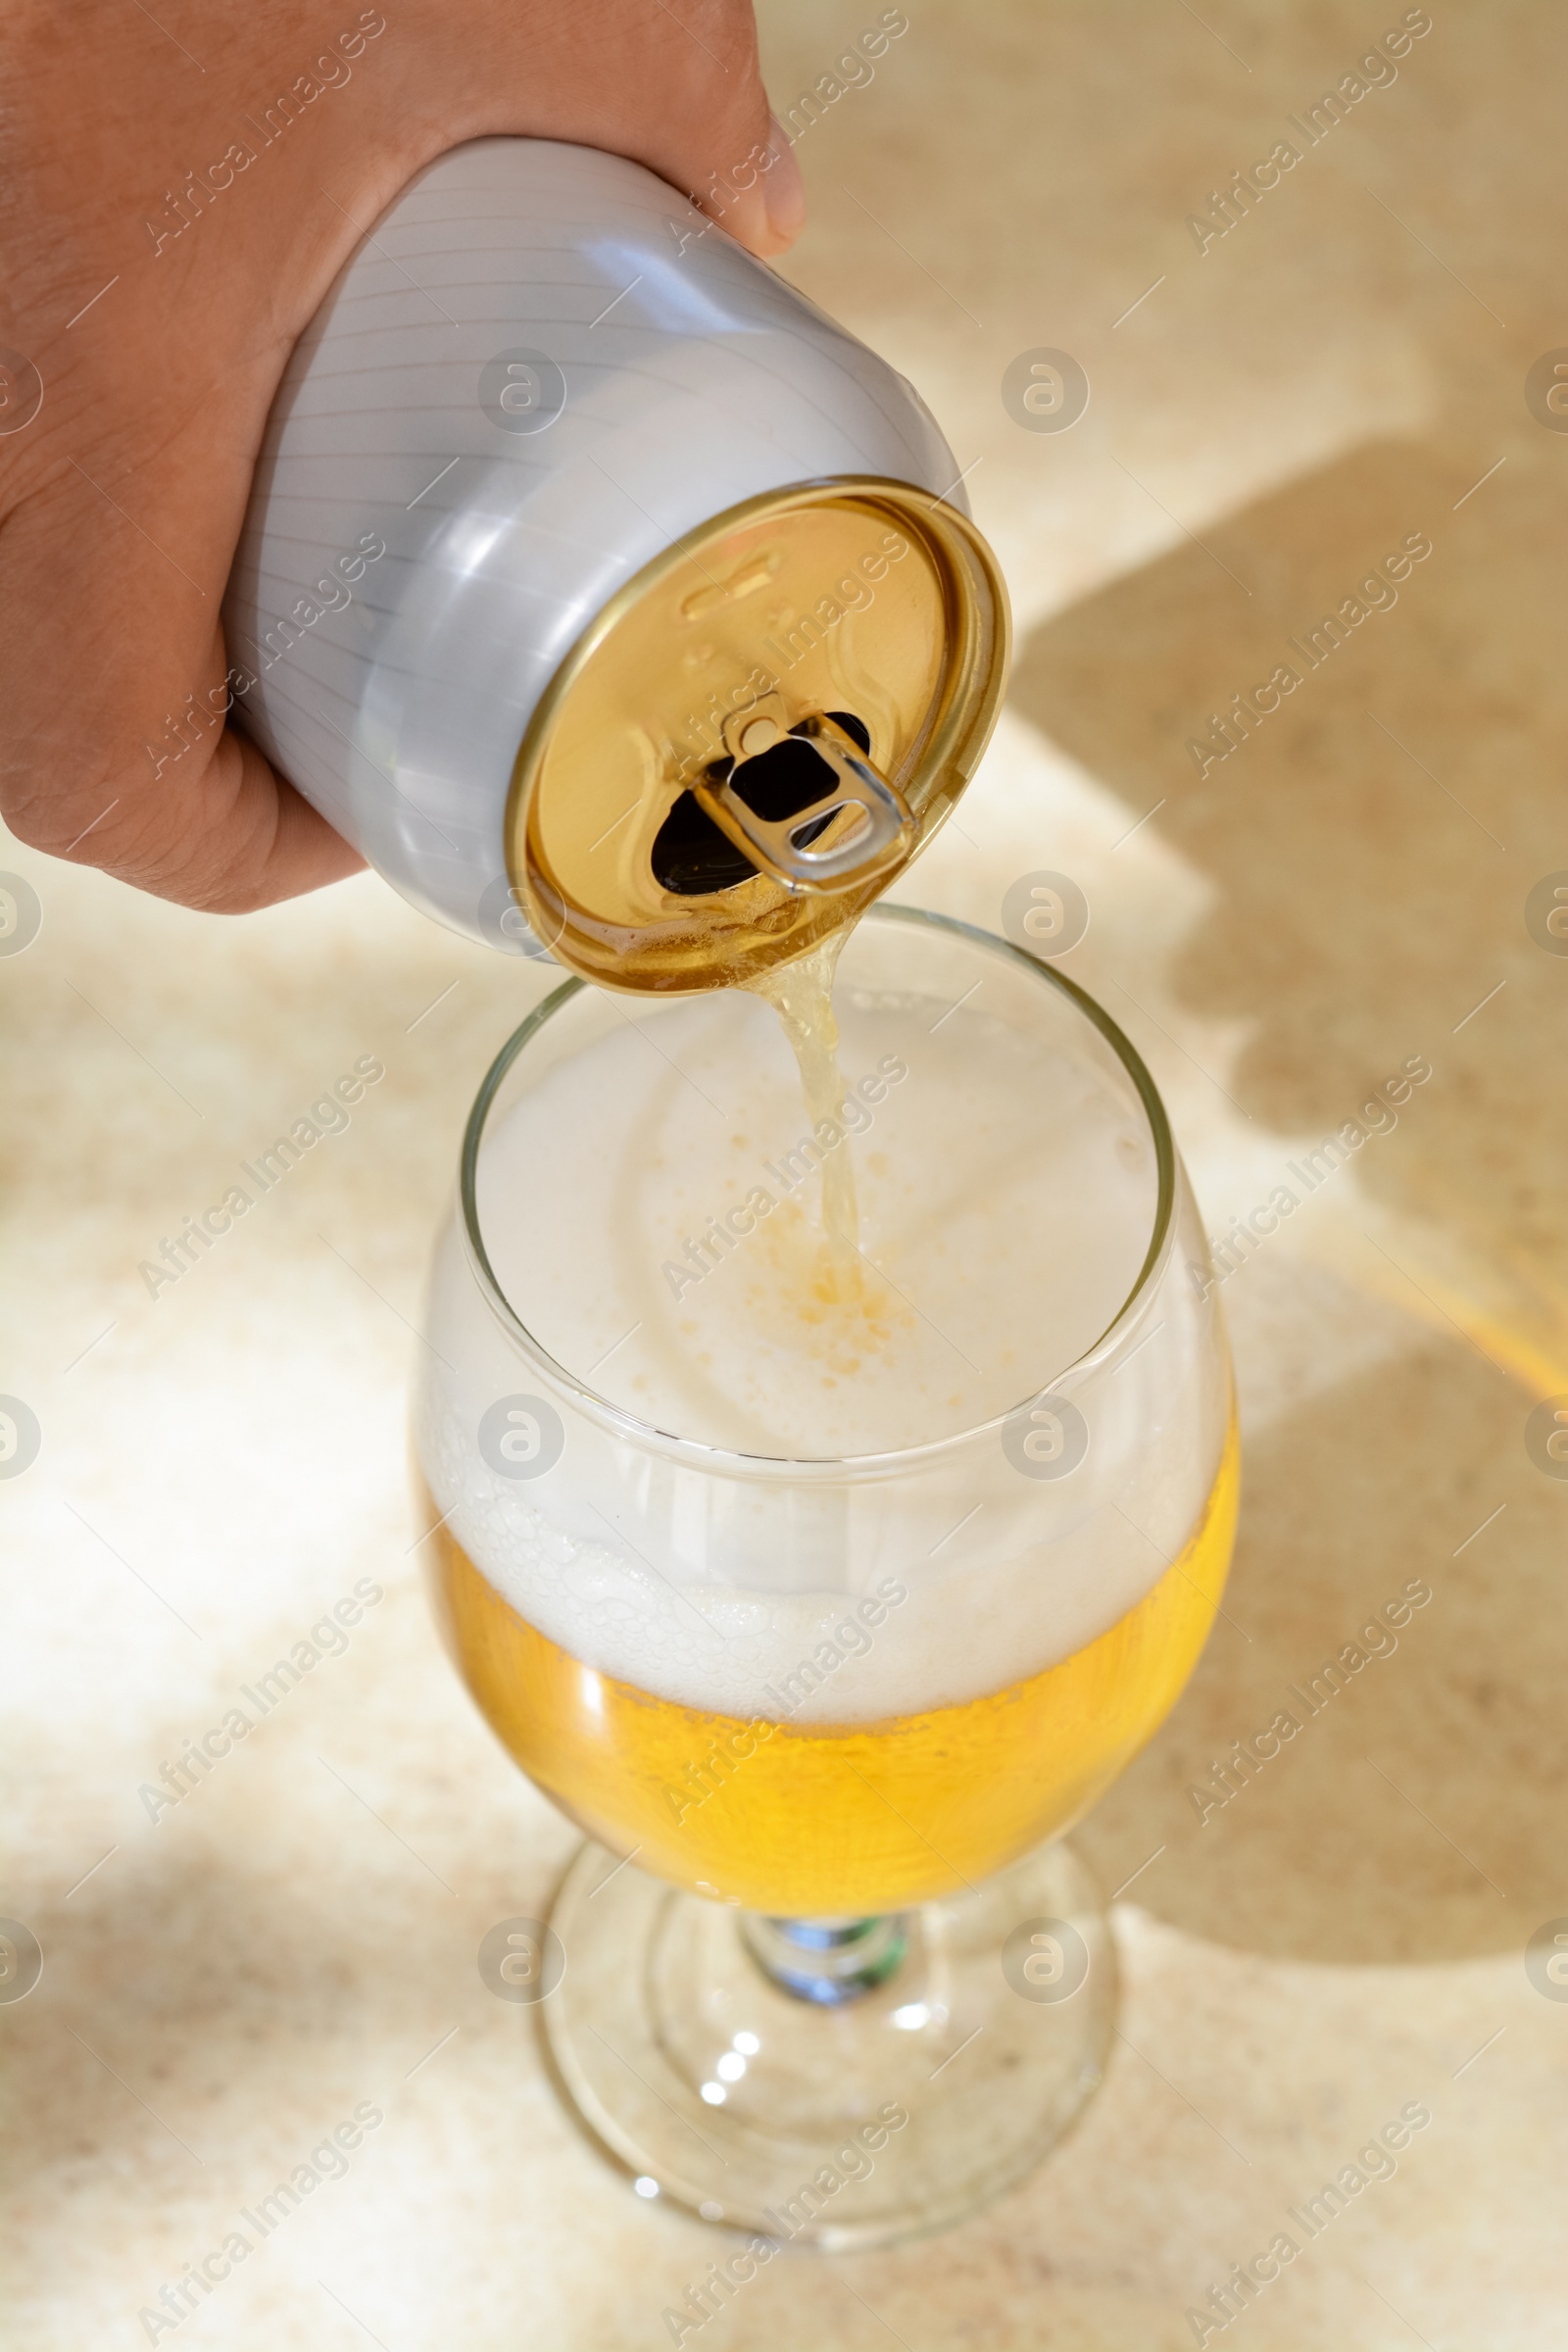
[222,137,1006,987]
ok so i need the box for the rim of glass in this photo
[458,904,1178,1477]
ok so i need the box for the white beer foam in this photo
[416,988,1225,1721]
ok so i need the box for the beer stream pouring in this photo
[222,136,1009,989]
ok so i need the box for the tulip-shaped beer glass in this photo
[415,906,1235,2245]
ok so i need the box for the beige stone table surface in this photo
[6,2,1568,2344]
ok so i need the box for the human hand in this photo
[0,0,803,912]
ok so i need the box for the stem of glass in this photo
[739,1912,909,2005]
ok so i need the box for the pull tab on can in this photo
[695,713,917,893]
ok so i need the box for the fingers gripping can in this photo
[222,139,1009,992]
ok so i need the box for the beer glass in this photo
[415,906,1236,2246]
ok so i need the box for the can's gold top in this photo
[507,478,1009,993]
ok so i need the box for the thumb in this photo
[703,109,807,260]
[633,4,805,258]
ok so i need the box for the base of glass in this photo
[539,1838,1115,2251]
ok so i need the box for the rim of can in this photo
[502,473,1011,994]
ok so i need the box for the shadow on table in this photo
[1013,436,1568,1962]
